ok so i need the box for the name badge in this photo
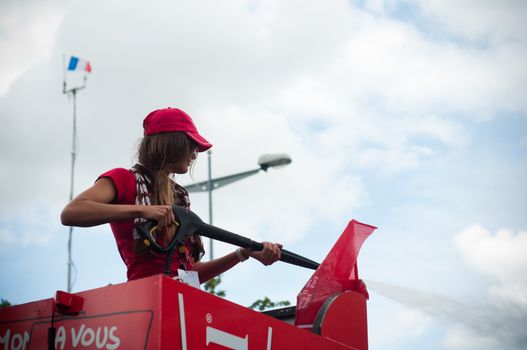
[176,269,200,289]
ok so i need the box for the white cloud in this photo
[2,0,524,203]
[0,1,521,256]
[443,324,498,350]
[346,17,526,118]
[0,0,68,96]
[0,203,60,246]
[368,278,527,350]
[0,0,521,267]
[187,106,369,244]
[358,0,527,45]
[456,226,527,274]
[452,225,527,348]
[418,0,527,43]
[381,307,432,341]
[455,225,527,305]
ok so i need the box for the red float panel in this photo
[0,275,366,349]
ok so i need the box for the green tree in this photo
[203,276,290,311]
[0,299,12,308]
[248,297,291,311]
[203,275,226,297]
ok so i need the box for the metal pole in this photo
[207,150,213,260]
[67,89,77,293]
[63,56,88,293]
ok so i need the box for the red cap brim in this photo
[186,131,212,152]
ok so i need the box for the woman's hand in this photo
[140,205,175,228]
[140,205,177,244]
[193,241,283,283]
[246,242,283,266]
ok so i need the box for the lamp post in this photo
[184,152,292,260]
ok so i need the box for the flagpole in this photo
[63,62,87,293]
[67,88,77,293]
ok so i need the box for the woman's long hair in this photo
[137,132,196,205]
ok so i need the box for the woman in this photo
[61,107,282,283]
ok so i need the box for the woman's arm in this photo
[193,242,282,283]
[60,178,176,229]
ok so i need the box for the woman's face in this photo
[169,147,198,174]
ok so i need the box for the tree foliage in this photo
[203,276,290,311]
[248,297,291,311]
[203,275,226,297]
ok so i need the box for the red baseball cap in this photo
[143,107,212,152]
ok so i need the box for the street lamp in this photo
[184,152,292,260]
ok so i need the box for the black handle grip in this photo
[135,219,187,254]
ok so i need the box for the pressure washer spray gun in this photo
[136,205,320,275]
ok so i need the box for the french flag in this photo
[67,56,92,73]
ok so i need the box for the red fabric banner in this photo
[295,219,376,328]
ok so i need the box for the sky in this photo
[1,0,526,349]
